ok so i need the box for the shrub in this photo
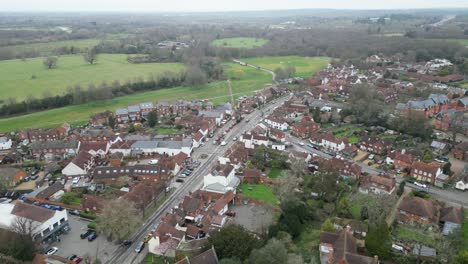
[80,212,97,220]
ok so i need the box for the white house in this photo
[131,138,193,157]
[62,151,95,176]
[203,164,240,194]
[321,135,347,152]
[264,115,289,131]
[271,143,286,151]
[455,174,468,191]
[0,137,12,150]
[0,202,68,242]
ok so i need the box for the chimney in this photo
[373,255,379,263]
[401,149,406,154]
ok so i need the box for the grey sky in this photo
[2,0,467,12]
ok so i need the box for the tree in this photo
[348,84,386,125]
[207,224,261,261]
[147,110,158,128]
[107,116,115,129]
[219,258,242,264]
[43,56,58,69]
[454,250,468,264]
[96,199,142,241]
[397,181,406,196]
[83,48,98,64]
[320,218,335,232]
[185,65,207,86]
[11,217,40,239]
[365,222,390,259]
[247,239,288,264]
[443,162,452,175]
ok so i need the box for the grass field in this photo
[268,167,283,178]
[0,39,102,57]
[0,54,185,102]
[0,62,272,131]
[424,38,468,47]
[212,37,269,49]
[243,56,331,78]
[238,184,279,206]
[463,209,468,248]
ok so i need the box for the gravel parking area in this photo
[49,215,119,262]
[230,204,274,234]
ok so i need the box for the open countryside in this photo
[243,56,331,77]
[212,37,269,48]
[0,54,185,102]
[0,38,102,57]
[0,60,277,131]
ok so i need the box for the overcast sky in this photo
[2,0,467,12]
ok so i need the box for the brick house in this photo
[269,128,286,142]
[115,108,129,123]
[90,111,113,126]
[291,119,321,139]
[359,175,396,195]
[432,109,464,131]
[453,142,468,161]
[156,101,172,117]
[30,140,80,159]
[329,158,362,180]
[139,102,155,118]
[128,105,141,122]
[319,226,378,264]
[453,97,468,111]
[240,169,264,184]
[0,168,27,187]
[386,150,417,171]
[397,197,439,225]
[410,161,443,184]
[360,135,391,155]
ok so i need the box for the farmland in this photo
[243,56,331,78]
[0,38,102,57]
[212,37,269,49]
[0,61,273,131]
[0,54,185,102]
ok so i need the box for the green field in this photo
[243,56,331,78]
[238,184,279,206]
[0,54,185,102]
[0,61,273,131]
[212,37,269,49]
[425,38,468,47]
[0,39,102,57]
[268,168,283,178]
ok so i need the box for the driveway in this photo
[50,215,119,262]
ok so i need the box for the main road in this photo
[105,95,290,264]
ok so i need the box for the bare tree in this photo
[96,199,142,241]
[83,48,98,65]
[11,217,40,239]
[43,56,58,69]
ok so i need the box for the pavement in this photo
[105,95,290,264]
[230,204,274,234]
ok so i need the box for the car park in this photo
[135,241,145,253]
[45,247,58,255]
[80,230,93,239]
[87,232,97,241]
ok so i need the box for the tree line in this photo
[0,72,184,117]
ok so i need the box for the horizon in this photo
[1,0,468,13]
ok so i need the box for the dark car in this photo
[68,254,77,261]
[87,232,97,241]
[176,179,184,183]
[226,211,236,217]
[122,240,132,247]
[80,230,93,239]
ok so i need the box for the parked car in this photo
[233,137,237,141]
[226,211,236,217]
[30,169,39,176]
[176,179,184,183]
[368,154,375,160]
[143,233,153,243]
[413,181,427,189]
[80,230,93,239]
[69,209,80,216]
[45,247,58,255]
[135,242,145,253]
[299,142,305,146]
[220,141,227,146]
[30,175,39,180]
[122,240,133,247]
[72,177,80,184]
[87,232,97,241]
[150,225,157,233]
[0,197,12,204]
[68,255,77,261]
[72,257,83,263]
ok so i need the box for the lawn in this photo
[268,167,283,178]
[347,136,360,144]
[294,222,322,263]
[238,184,279,206]
[0,38,102,57]
[0,53,185,102]
[154,127,181,135]
[144,253,173,264]
[0,61,272,132]
[243,56,331,78]
[212,37,269,49]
